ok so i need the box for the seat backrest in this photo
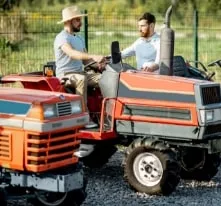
[43,61,56,77]
[173,56,190,77]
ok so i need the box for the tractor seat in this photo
[43,61,75,93]
[173,56,191,78]
[43,61,56,77]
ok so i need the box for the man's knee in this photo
[70,73,87,88]
[87,73,101,87]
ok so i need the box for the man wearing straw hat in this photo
[54,5,105,128]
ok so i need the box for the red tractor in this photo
[0,87,88,206]
[1,5,221,196]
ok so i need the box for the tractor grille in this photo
[201,86,221,105]
[0,133,11,160]
[26,129,80,172]
[57,101,72,116]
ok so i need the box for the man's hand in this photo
[91,55,106,64]
[142,66,155,72]
[142,63,159,73]
[84,56,107,71]
[97,61,106,71]
[92,55,107,71]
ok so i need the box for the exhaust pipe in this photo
[159,5,175,76]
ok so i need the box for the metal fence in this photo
[0,10,221,78]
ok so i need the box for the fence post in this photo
[193,9,198,67]
[83,10,88,51]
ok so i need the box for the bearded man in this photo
[54,6,106,128]
[121,12,160,73]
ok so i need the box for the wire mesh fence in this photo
[0,10,220,79]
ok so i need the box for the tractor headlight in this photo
[200,110,214,123]
[43,104,57,118]
[70,100,82,114]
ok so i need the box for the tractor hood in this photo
[119,71,210,95]
[99,63,216,104]
[117,72,214,103]
[0,87,79,104]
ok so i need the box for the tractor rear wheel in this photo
[180,148,220,181]
[124,138,180,195]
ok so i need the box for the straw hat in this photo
[57,6,88,24]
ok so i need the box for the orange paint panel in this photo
[120,72,195,94]
[79,130,117,140]
[0,128,25,171]
[26,158,78,172]
[26,133,78,144]
[27,142,76,153]
[24,129,80,172]
[27,151,74,161]
[26,104,44,120]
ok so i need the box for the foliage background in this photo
[0,0,221,80]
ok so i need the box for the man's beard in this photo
[72,26,80,33]
[140,30,149,38]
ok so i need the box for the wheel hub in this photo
[145,164,153,173]
[133,152,163,187]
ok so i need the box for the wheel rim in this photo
[35,191,68,206]
[133,152,163,187]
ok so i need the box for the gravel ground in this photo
[8,150,221,206]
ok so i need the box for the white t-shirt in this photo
[121,33,160,72]
[54,30,85,78]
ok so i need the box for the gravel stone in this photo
[7,150,221,206]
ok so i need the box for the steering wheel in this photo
[83,56,112,72]
[208,59,221,68]
[83,61,97,72]
[206,71,216,81]
[188,60,208,72]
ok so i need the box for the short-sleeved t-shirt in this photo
[54,30,86,77]
[121,33,160,71]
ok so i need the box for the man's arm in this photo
[61,43,104,63]
[142,37,160,72]
[121,44,135,59]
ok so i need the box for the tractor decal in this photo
[0,100,31,115]
[118,81,195,103]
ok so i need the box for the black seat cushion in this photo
[173,56,190,77]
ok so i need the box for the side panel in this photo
[0,128,25,171]
[114,98,199,126]
[116,120,199,139]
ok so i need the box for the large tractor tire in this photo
[124,138,180,195]
[29,188,86,206]
[180,148,220,181]
[29,177,87,206]
[81,144,117,168]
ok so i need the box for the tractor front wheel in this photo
[29,188,86,206]
[124,138,180,195]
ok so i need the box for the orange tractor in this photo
[1,4,221,196]
[0,87,88,205]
